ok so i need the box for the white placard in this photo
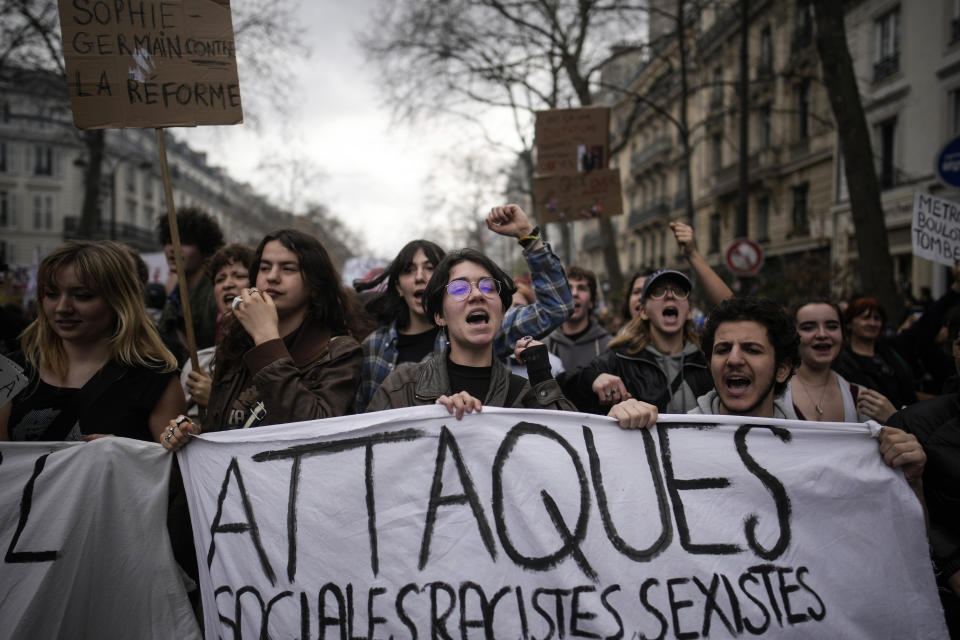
[0,438,201,639]
[179,407,948,639]
[913,191,960,266]
[0,353,28,406]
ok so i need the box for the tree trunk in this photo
[813,0,898,318]
[677,0,695,226]
[736,0,749,238]
[77,129,105,239]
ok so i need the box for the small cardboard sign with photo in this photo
[534,107,610,176]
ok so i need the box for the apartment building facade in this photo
[0,67,349,273]
[586,0,958,301]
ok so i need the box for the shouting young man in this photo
[693,297,925,486]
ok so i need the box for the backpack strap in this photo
[669,370,686,396]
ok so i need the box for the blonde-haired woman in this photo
[0,241,185,442]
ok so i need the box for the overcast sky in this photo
[183,0,501,260]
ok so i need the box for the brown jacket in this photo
[205,320,362,431]
[366,350,575,412]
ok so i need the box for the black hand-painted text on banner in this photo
[57,0,243,129]
[178,407,947,639]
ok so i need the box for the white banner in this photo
[0,438,201,639]
[179,407,948,639]
[913,191,960,266]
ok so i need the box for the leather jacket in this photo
[565,343,713,413]
[205,320,362,431]
[366,350,575,412]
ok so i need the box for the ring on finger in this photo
[167,425,176,435]
[175,415,189,427]
[232,295,243,310]
[248,288,260,296]
[164,434,172,443]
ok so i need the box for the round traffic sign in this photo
[725,238,764,276]
[936,135,960,188]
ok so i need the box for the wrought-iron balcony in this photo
[628,197,670,228]
[873,53,899,83]
[630,136,672,175]
[63,216,158,247]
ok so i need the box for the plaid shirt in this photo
[355,242,572,412]
[356,322,448,413]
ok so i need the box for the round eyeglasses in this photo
[445,277,501,301]
[647,285,690,300]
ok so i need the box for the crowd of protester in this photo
[0,203,957,634]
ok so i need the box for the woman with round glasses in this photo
[367,249,659,428]
[367,248,574,414]
[563,269,714,413]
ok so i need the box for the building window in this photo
[796,80,811,140]
[791,183,809,235]
[33,195,42,229]
[836,152,849,203]
[953,0,960,43]
[793,1,813,51]
[758,103,772,148]
[755,195,770,242]
[0,190,10,227]
[709,213,721,254]
[32,194,54,230]
[874,8,900,82]
[711,66,724,109]
[875,117,898,189]
[712,131,723,171]
[125,164,137,193]
[950,88,960,136]
[660,228,668,266]
[758,25,773,76]
[0,142,6,173]
[34,146,53,176]
[126,197,138,223]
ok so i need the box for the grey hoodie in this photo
[689,389,799,419]
[545,318,612,372]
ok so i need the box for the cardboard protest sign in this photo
[534,169,623,223]
[178,407,947,639]
[0,438,201,639]
[535,107,610,175]
[58,0,243,129]
[0,353,29,407]
[534,107,622,222]
[913,191,960,266]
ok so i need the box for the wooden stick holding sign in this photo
[55,0,245,372]
[155,129,200,373]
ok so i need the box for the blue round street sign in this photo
[935,135,960,187]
